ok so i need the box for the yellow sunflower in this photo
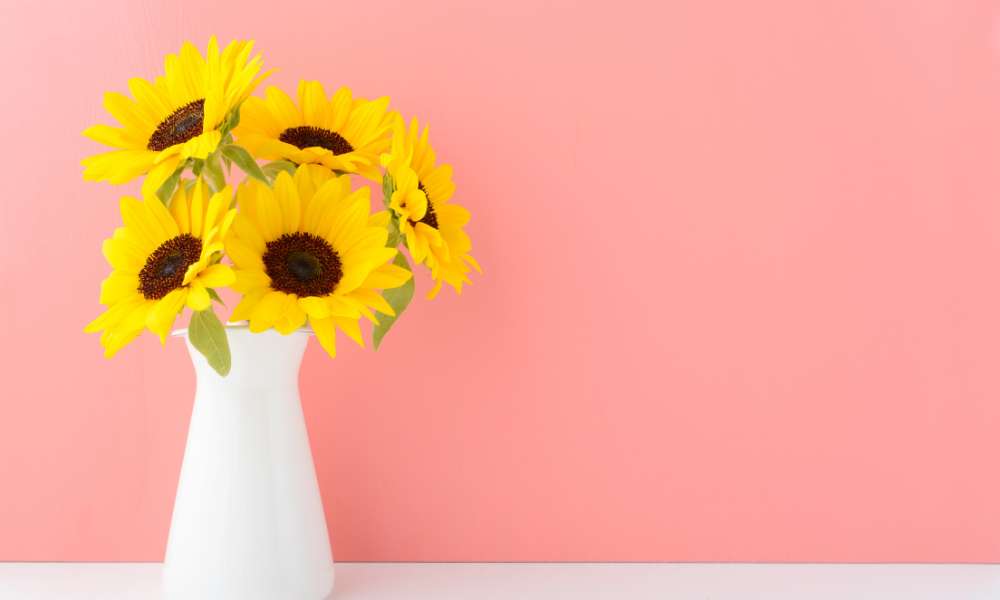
[381,116,480,298]
[234,81,392,182]
[82,37,269,196]
[225,165,411,357]
[85,180,236,357]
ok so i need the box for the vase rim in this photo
[170,321,313,338]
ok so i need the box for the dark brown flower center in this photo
[279,126,354,155]
[138,234,202,300]
[410,182,439,229]
[263,232,342,297]
[147,99,205,151]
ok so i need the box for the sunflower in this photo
[82,37,268,196]
[381,116,480,298]
[85,180,236,357]
[225,165,411,357]
[234,81,392,182]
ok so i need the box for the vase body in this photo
[163,327,334,600]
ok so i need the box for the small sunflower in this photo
[235,81,392,182]
[85,180,237,357]
[82,37,268,196]
[381,116,480,298]
[225,165,411,357]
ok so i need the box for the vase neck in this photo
[183,328,309,386]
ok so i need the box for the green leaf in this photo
[156,160,188,205]
[219,106,241,136]
[189,308,231,376]
[220,133,234,175]
[203,150,227,192]
[385,213,401,248]
[206,288,226,306]
[262,160,297,181]
[381,172,395,209]
[381,173,402,246]
[372,253,415,350]
[221,144,268,184]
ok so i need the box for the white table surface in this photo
[2,562,1000,599]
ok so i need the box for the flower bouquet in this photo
[80,37,479,600]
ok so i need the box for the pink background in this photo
[2,0,1000,562]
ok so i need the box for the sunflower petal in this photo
[298,296,331,319]
[186,283,212,310]
[249,290,289,332]
[198,264,236,288]
[333,316,364,348]
[225,236,264,271]
[273,171,301,233]
[99,272,140,305]
[146,288,188,343]
[275,299,307,334]
[230,288,267,323]
[309,316,337,357]
[362,263,412,289]
[298,80,330,128]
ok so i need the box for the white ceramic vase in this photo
[162,327,334,600]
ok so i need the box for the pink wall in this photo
[2,0,1000,562]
